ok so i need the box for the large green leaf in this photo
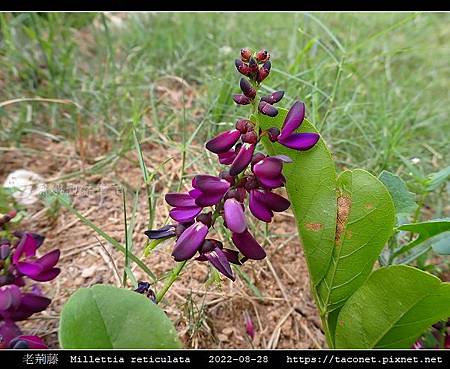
[316,169,395,340]
[258,109,337,286]
[59,285,181,349]
[335,265,450,348]
[392,218,450,258]
[378,170,417,216]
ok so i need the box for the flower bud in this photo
[251,152,266,166]
[240,48,252,62]
[241,131,258,144]
[0,243,10,260]
[233,94,251,105]
[175,222,193,238]
[200,239,223,254]
[235,59,251,76]
[240,78,256,99]
[258,101,278,117]
[257,61,271,83]
[261,90,284,104]
[256,49,270,63]
[244,175,260,191]
[196,212,213,227]
[225,187,246,203]
[219,170,235,185]
[267,127,280,142]
[248,57,258,74]
[236,119,252,133]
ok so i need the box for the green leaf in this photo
[378,170,417,216]
[335,265,450,348]
[430,232,450,255]
[426,165,450,192]
[393,218,450,258]
[258,109,337,286]
[316,169,395,339]
[59,285,181,349]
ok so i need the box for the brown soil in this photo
[0,134,325,349]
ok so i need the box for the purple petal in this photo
[169,206,202,223]
[10,335,48,349]
[165,193,196,207]
[222,248,242,265]
[9,293,51,320]
[229,143,255,176]
[233,94,251,105]
[249,190,273,222]
[279,132,320,151]
[194,192,226,207]
[253,157,283,179]
[279,101,305,140]
[0,244,10,260]
[232,230,266,260]
[258,173,286,189]
[0,321,21,349]
[0,285,21,311]
[192,175,230,194]
[205,129,241,154]
[218,149,237,165]
[145,225,176,240]
[205,247,235,281]
[258,101,278,117]
[188,188,202,199]
[259,191,290,212]
[240,78,256,99]
[36,250,60,270]
[172,222,208,261]
[224,198,247,234]
[12,233,38,263]
[28,268,60,282]
[16,262,43,278]
[271,154,293,163]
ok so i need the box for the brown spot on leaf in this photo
[365,203,373,209]
[335,195,351,245]
[306,223,323,231]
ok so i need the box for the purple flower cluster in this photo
[0,212,60,349]
[145,48,320,282]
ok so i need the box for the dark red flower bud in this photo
[196,212,213,227]
[267,127,280,142]
[200,239,223,254]
[235,59,251,76]
[256,49,270,63]
[251,153,266,167]
[240,78,256,99]
[257,61,271,83]
[240,48,252,62]
[233,94,251,105]
[224,187,247,203]
[248,57,258,74]
[219,170,235,185]
[244,175,260,191]
[241,131,258,144]
[258,101,278,117]
[236,119,253,133]
[261,90,284,105]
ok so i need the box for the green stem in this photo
[156,260,187,303]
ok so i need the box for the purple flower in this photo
[192,175,231,207]
[276,101,320,151]
[0,285,21,312]
[252,155,291,189]
[197,240,235,281]
[166,192,202,223]
[206,129,241,154]
[144,225,176,240]
[232,230,266,260]
[229,143,255,176]
[0,285,51,321]
[249,189,290,222]
[258,101,278,117]
[172,222,208,261]
[15,250,61,282]
[218,148,238,165]
[224,198,247,234]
